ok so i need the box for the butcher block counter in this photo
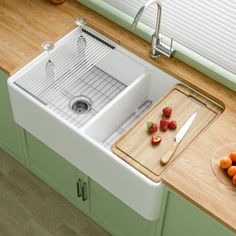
[0,0,236,233]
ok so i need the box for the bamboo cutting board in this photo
[112,84,223,182]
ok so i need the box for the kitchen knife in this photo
[160,111,197,165]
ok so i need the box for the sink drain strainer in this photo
[69,96,92,114]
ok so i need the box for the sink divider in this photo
[82,72,149,143]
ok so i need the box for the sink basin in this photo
[8,26,180,220]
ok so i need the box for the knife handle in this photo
[160,141,179,165]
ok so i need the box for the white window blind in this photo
[103,0,236,74]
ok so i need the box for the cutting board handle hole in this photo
[188,95,207,108]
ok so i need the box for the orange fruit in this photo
[229,151,236,162]
[219,156,232,169]
[227,166,236,177]
[232,175,236,186]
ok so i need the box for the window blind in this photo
[103,0,236,75]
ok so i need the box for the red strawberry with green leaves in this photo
[160,119,169,131]
[146,121,158,133]
[162,106,172,118]
[169,120,177,130]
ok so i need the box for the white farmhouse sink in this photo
[8,26,179,220]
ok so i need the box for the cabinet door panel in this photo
[0,71,23,161]
[161,190,235,236]
[90,179,156,236]
[25,132,89,210]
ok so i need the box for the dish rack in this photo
[13,28,127,128]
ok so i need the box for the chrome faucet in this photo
[132,0,175,59]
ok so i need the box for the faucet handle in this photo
[170,37,174,49]
[153,36,176,58]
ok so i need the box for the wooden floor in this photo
[0,147,110,236]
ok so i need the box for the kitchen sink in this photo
[8,26,180,220]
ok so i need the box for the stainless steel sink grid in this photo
[46,66,127,128]
[102,100,153,149]
[13,28,127,128]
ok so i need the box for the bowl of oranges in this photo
[211,143,236,188]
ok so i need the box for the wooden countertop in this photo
[1,0,236,233]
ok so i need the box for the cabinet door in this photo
[0,70,24,162]
[161,189,235,236]
[25,131,89,211]
[90,179,156,236]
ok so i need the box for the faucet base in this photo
[150,34,161,57]
[149,51,161,59]
[150,34,176,59]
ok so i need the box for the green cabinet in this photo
[24,132,156,236]
[160,188,235,236]
[90,179,157,236]
[7,127,235,236]
[0,70,25,163]
[25,131,89,211]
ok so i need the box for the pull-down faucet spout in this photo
[132,0,161,40]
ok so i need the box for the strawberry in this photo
[162,106,172,118]
[146,121,158,133]
[169,120,177,130]
[160,119,169,131]
[151,135,162,145]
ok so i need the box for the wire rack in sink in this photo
[103,100,153,149]
[43,66,126,128]
[13,29,127,128]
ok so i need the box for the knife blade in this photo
[160,111,197,165]
[175,112,197,142]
